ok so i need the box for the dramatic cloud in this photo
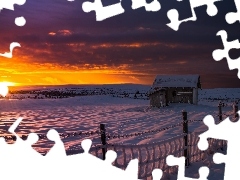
[0,0,239,87]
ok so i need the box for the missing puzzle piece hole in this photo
[105,150,117,164]
[203,115,215,128]
[152,169,163,180]
[206,3,218,16]
[198,137,209,151]
[82,2,93,13]
[47,129,60,141]
[166,155,184,166]
[81,139,92,153]
[198,166,210,178]
[226,12,238,24]
[213,152,225,164]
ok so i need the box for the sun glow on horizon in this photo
[0,82,15,97]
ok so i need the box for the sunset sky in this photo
[0,0,240,88]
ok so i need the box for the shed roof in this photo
[149,74,201,94]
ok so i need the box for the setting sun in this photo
[0,82,14,97]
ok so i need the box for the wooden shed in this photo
[149,75,201,107]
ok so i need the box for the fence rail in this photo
[1,101,238,142]
[66,132,227,179]
[66,102,237,179]
[1,102,237,179]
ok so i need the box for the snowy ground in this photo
[0,85,239,179]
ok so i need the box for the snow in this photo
[149,75,200,94]
[0,84,239,179]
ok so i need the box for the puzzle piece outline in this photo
[198,112,240,180]
[4,113,240,180]
[0,0,26,11]
[166,0,222,31]
[166,155,210,180]
[0,117,145,180]
[82,0,125,21]
[131,0,161,12]
[212,30,240,79]
[69,138,142,180]
[225,0,240,24]
[0,42,21,58]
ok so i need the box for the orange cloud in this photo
[58,30,72,36]
[90,42,162,49]
[0,59,151,86]
[48,32,56,36]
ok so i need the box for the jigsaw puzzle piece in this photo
[167,0,222,31]
[166,155,209,180]
[226,0,240,24]
[82,0,124,21]
[131,0,161,12]
[212,30,240,78]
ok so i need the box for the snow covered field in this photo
[0,84,239,179]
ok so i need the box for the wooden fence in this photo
[86,132,226,179]
[66,102,238,179]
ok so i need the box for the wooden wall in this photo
[150,87,196,107]
[166,87,193,104]
[149,90,166,107]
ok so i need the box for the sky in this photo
[0,0,240,88]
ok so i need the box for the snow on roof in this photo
[149,74,200,94]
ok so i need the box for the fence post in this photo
[182,110,189,167]
[100,123,107,160]
[218,102,225,150]
[233,102,239,120]
[218,102,222,122]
